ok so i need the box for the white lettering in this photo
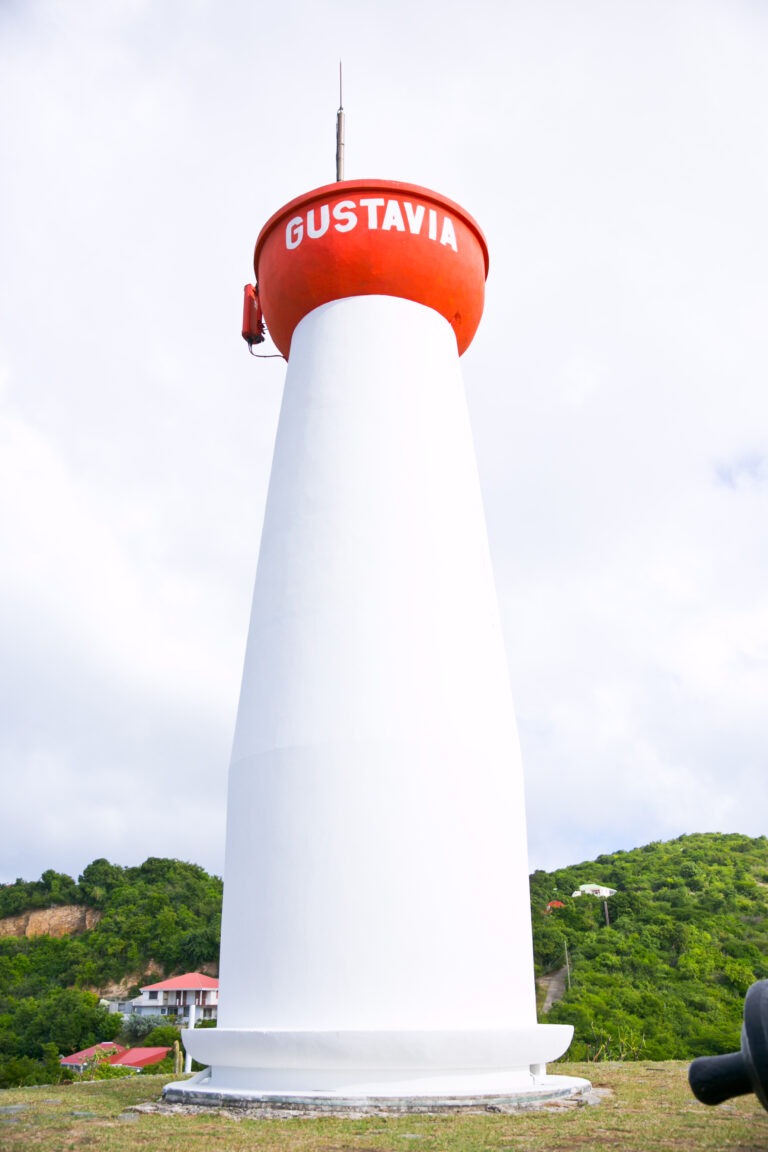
[382,199,405,231]
[306,204,330,239]
[359,197,385,228]
[332,199,357,232]
[285,198,458,253]
[403,201,425,234]
[439,216,458,252]
[286,216,304,250]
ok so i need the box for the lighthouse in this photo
[167,177,586,1106]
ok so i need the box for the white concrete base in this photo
[163,1024,588,1109]
[163,1068,591,1111]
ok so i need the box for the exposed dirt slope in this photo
[0,905,101,939]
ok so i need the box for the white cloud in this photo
[1,0,768,883]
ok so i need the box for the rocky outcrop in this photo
[0,904,102,939]
[89,961,165,999]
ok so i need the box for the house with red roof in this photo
[545,900,566,912]
[60,1042,125,1073]
[131,971,219,1021]
[112,1046,171,1069]
[60,1042,170,1073]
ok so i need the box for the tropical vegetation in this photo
[0,832,766,1086]
[532,831,768,1061]
[0,857,221,1087]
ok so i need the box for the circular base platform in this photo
[163,1069,592,1113]
[167,1025,585,1110]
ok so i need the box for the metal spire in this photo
[336,61,345,181]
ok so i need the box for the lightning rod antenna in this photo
[336,61,345,181]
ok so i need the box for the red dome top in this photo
[254,179,489,359]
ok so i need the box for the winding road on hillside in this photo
[538,966,568,1013]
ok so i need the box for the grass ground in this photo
[1,1063,767,1152]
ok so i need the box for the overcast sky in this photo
[1,0,767,885]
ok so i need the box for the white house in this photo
[131,972,219,1021]
[571,883,617,899]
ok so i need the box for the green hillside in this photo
[532,832,768,1061]
[0,857,222,990]
[0,832,766,1086]
[0,858,221,1086]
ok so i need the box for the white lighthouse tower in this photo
[167,178,585,1106]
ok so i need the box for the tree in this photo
[78,859,124,906]
[122,1014,169,1043]
[39,870,80,906]
[143,1023,182,1047]
[11,989,121,1059]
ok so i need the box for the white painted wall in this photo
[182,294,573,1095]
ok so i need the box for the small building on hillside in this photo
[105,998,134,1015]
[112,1046,171,1069]
[131,972,219,1021]
[571,883,617,899]
[60,1043,170,1073]
[60,1042,125,1073]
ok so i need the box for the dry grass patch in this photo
[1,1064,767,1152]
